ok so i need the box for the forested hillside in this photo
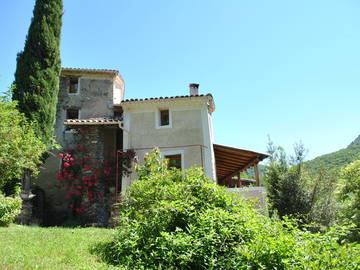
[305,135,360,173]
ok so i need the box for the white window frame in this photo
[68,77,80,95]
[161,149,184,170]
[155,108,172,129]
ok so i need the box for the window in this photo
[165,154,181,170]
[66,109,79,119]
[160,109,169,126]
[69,77,79,94]
[65,109,79,131]
[156,108,172,129]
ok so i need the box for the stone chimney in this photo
[189,83,199,95]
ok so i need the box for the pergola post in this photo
[254,164,260,186]
[237,172,241,187]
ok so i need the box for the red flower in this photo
[63,162,70,168]
[58,153,64,158]
[83,164,91,171]
[103,167,112,175]
[75,206,85,214]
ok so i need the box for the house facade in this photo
[34,68,267,225]
[120,90,216,191]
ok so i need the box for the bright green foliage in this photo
[0,95,46,195]
[338,160,360,241]
[13,0,63,147]
[265,140,313,221]
[265,140,338,227]
[94,149,360,269]
[0,194,21,226]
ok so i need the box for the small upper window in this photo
[67,109,79,119]
[69,77,79,94]
[65,109,79,131]
[165,154,181,170]
[160,109,169,126]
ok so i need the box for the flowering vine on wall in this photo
[56,127,135,217]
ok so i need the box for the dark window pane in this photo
[160,110,169,126]
[67,109,79,119]
[165,154,181,170]
[69,78,78,93]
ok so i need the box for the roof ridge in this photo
[61,67,119,74]
[122,93,213,103]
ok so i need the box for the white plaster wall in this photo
[128,109,203,148]
[121,99,216,189]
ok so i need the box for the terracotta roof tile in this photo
[122,94,213,103]
[64,118,122,126]
[61,67,119,75]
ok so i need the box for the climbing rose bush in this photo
[56,128,134,215]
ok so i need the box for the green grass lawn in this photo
[0,225,120,270]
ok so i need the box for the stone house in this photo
[34,68,268,225]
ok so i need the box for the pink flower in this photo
[63,162,70,168]
[58,153,64,158]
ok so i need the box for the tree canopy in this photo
[13,0,63,147]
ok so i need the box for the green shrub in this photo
[94,150,360,269]
[0,194,22,226]
[0,92,46,195]
[338,160,360,241]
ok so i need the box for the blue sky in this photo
[1,0,360,159]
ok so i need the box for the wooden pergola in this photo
[213,144,269,187]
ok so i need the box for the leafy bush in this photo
[338,160,360,241]
[264,140,312,221]
[0,193,22,226]
[94,149,360,269]
[0,92,46,195]
[265,139,338,228]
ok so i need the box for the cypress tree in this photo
[13,0,63,147]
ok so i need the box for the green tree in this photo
[265,139,338,228]
[265,139,312,221]
[13,0,63,147]
[0,93,46,195]
[338,160,360,241]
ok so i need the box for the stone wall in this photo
[33,72,120,226]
